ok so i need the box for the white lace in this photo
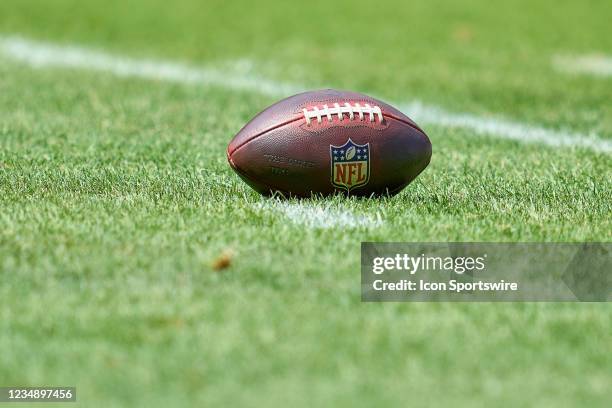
[303,102,383,125]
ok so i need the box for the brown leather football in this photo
[227,89,432,197]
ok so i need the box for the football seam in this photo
[227,113,425,157]
[227,116,303,156]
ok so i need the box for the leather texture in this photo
[227,89,432,197]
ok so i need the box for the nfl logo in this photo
[330,139,370,192]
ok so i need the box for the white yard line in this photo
[553,54,612,78]
[0,35,610,155]
[0,36,301,96]
[257,201,382,229]
[402,101,610,152]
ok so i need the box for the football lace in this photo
[303,102,383,125]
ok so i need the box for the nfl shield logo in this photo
[330,139,370,192]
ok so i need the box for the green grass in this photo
[0,0,611,407]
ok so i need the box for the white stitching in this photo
[345,103,354,120]
[365,103,374,122]
[314,106,321,124]
[303,108,310,125]
[334,103,342,121]
[355,103,363,120]
[323,104,332,122]
[303,102,383,126]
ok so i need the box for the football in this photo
[227,89,432,197]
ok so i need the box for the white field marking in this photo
[0,35,610,154]
[553,54,612,77]
[401,101,612,153]
[0,35,301,96]
[257,201,383,229]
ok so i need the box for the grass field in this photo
[0,0,611,406]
